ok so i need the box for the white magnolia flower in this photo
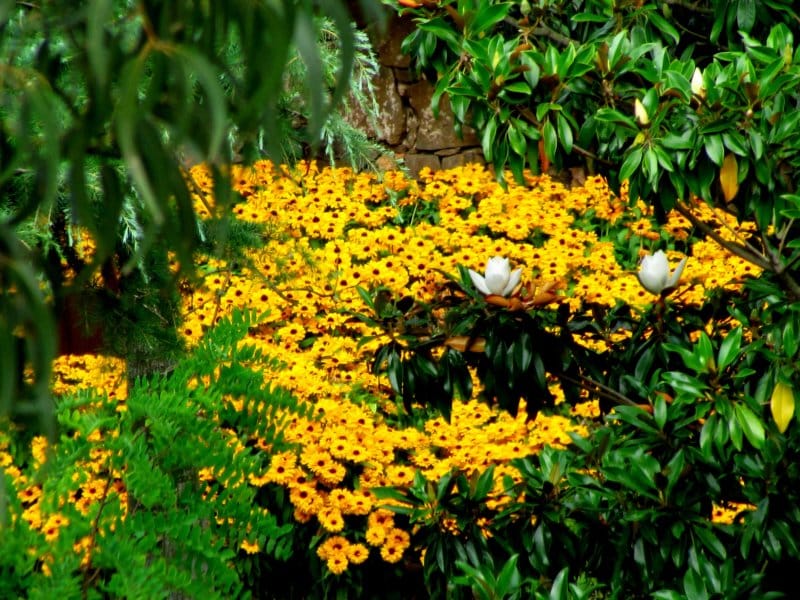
[469,257,522,297]
[691,67,706,98]
[637,250,687,295]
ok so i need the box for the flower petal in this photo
[468,269,491,295]
[484,271,509,295]
[483,257,511,295]
[666,256,688,289]
[501,268,522,297]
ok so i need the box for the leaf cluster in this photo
[373,269,800,597]
[357,265,592,421]
[0,311,307,598]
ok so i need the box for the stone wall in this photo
[350,15,485,176]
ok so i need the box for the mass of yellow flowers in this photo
[3,161,759,576]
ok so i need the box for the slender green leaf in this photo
[717,326,742,372]
[735,403,765,449]
[542,120,557,160]
[550,566,569,600]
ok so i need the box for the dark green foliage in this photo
[373,269,800,597]
[357,265,593,421]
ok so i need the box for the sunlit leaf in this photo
[770,381,795,434]
[719,153,739,202]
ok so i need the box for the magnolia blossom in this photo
[637,250,687,295]
[469,257,521,297]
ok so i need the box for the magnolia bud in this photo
[634,98,649,126]
[691,68,706,98]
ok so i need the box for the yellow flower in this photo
[385,465,416,487]
[265,451,299,485]
[347,542,369,565]
[317,535,350,561]
[31,436,49,467]
[711,502,754,525]
[326,556,349,575]
[318,507,345,533]
[379,542,405,564]
[289,483,323,515]
[42,514,69,542]
[365,525,387,547]
[240,539,260,554]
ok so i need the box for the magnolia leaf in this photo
[735,403,765,449]
[771,381,795,434]
[720,153,739,202]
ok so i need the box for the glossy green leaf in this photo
[557,112,573,154]
[654,394,667,430]
[507,123,528,157]
[683,568,709,600]
[496,554,520,595]
[643,148,659,186]
[619,147,643,182]
[482,117,499,161]
[418,17,462,51]
[474,465,495,500]
[542,119,558,161]
[704,135,725,166]
[737,0,756,32]
[694,525,727,560]
[717,326,742,372]
[735,403,765,449]
[469,2,512,37]
[520,53,540,89]
[648,11,680,44]
[549,566,569,600]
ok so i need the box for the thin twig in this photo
[560,372,640,408]
[673,202,771,270]
[708,203,764,258]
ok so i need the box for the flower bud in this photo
[634,98,649,126]
[691,67,706,98]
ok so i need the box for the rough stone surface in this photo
[404,108,418,150]
[393,66,418,84]
[442,149,486,170]
[406,82,479,151]
[375,16,415,68]
[403,153,441,177]
[346,66,405,145]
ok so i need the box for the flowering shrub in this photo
[2,162,798,597]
